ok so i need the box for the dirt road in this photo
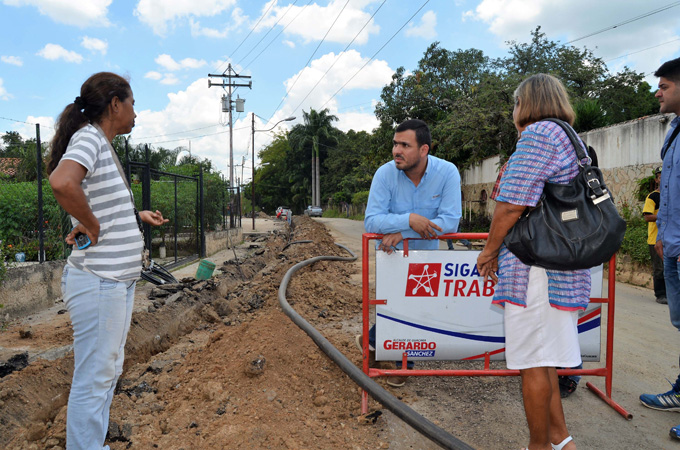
[318,217,680,449]
[1,216,679,449]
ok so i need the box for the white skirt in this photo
[504,266,582,370]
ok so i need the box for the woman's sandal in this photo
[520,436,573,450]
[552,435,573,450]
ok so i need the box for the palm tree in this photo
[290,108,338,206]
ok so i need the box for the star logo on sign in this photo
[405,263,441,297]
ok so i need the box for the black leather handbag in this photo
[503,119,626,271]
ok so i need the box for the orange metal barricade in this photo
[360,232,631,419]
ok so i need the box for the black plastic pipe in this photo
[278,242,476,450]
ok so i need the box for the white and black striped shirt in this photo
[61,124,143,281]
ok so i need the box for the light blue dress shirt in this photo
[658,116,680,258]
[364,154,462,250]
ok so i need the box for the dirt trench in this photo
[0,217,390,450]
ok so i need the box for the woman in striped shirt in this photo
[477,74,588,450]
[48,72,167,450]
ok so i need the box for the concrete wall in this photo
[205,227,242,255]
[1,260,65,320]
[461,114,674,215]
[1,229,243,321]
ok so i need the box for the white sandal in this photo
[552,435,573,450]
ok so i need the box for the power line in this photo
[132,124,218,140]
[605,38,680,63]
[566,1,680,45]
[267,0,351,121]
[0,116,53,128]
[321,0,431,111]
[236,0,299,68]
[243,0,314,71]
[213,1,277,74]
[133,125,252,145]
[288,0,387,117]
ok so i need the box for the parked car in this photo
[304,205,323,217]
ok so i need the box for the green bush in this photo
[333,191,351,204]
[321,208,342,218]
[0,182,69,262]
[636,175,655,202]
[351,190,369,206]
[0,244,6,286]
[459,211,492,233]
[618,203,649,264]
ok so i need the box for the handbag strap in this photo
[92,123,147,246]
[542,118,608,198]
[542,118,588,163]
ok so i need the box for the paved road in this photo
[317,217,680,449]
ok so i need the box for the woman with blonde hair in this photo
[477,73,588,450]
[49,72,167,449]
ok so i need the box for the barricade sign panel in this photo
[375,249,602,362]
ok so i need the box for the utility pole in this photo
[208,64,251,188]
[241,154,245,186]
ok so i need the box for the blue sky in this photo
[1,0,680,183]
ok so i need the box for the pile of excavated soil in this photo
[0,217,392,450]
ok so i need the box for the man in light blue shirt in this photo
[365,119,462,252]
[639,57,680,441]
[357,119,461,387]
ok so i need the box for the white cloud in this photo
[178,57,207,70]
[145,71,163,80]
[155,54,181,71]
[3,0,111,26]
[259,0,380,45]
[189,8,246,39]
[282,40,295,48]
[1,55,23,66]
[189,19,228,38]
[81,36,108,55]
[36,44,83,63]
[128,78,298,179]
[155,54,207,71]
[279,50,393,119]
[134,0,237,36]
[0,78,10,100]
[160,74,180,85]
[130,78,236,175]
[405,10,437,39]
[465,0,680,82]
[335,110,378,133]
[12,116,55,142]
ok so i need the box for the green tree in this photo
[252,133,301,213]
[289,108,338,207]
[432,73,518,169]
[500,27,656,129]
[597,67,659,126]
[375,43,492,126]
[322,129,372,202]
[114,137,181,172]
[1,131,24,157]
[573,98,607,132]
[499,26,607,99]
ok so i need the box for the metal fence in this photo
[0,124,241,268]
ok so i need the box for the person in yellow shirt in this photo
[644,166,666,304]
